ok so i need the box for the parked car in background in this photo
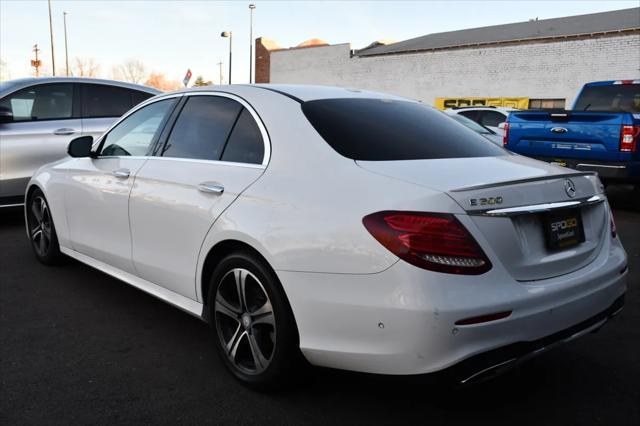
[445,106,516,136]
[444,110,503,145]
[0,77,160,207]
[26,85,627,389]
[504,80,640,185]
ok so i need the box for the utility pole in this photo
[249,4,256,84]
[47,0,56,76]
[31,44,42,77]
[217,61,223,85]
[221,31,232,84]
[63,11,70,76]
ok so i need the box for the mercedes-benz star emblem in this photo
[564,179,576,198]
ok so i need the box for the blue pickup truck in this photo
[504,80,640,185]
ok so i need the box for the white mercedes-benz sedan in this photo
[25,85,628,388]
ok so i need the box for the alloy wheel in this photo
[29,196,52,257]
[214,268,276,375]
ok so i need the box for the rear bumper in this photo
[278,235,628,376]
[532,157,640,182]
[439,294,625,385]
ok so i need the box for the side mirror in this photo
[0,106,13,123]
[497,122,508,130]
[67,136,94,158]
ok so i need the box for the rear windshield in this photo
[302,98,506,161]
[574,84,640,113]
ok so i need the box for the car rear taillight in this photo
[363,211,492,275]
[620,125,639,152]
[502,122,509,146]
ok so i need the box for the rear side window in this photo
[449,113,493,134]
[302,99,505,161]
[480,111,507,127]
[162,96,242,161]
[221,109,264,164]
[458,110,479,122]
[132,90,154,106]
[574,84,640,113]
[83,84,135,118]
[0,83,74,121]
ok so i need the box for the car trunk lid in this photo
[356,155,607,281]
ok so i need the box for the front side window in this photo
[0,83,74,122]
[100,99,176,157]
[162,96,242,161]
[82,84,136,118]
[303,98,506,161]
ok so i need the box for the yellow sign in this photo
[434,97,530,110]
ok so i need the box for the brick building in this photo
[255,8,640,108]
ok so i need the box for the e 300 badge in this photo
[469,197,503,207]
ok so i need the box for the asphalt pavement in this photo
[1,185,638,425]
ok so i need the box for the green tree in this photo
[193,75,213,86]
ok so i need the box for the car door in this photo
[0,83,79,202]
[129,93,268,299]
[80,83,154,141]
[63,96,179,273]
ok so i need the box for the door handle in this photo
[197,182,224,195]
[111,168,131,179]
[53,128,76,136]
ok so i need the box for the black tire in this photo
[207,251,305,389]
[26,188,62,265]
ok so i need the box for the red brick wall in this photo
[255,38,272,83]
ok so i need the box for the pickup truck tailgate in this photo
[507,111,625,161]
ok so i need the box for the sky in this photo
[1,0,638,85]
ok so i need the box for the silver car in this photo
[0,77,160,207]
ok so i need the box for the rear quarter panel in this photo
[194,88,462,302]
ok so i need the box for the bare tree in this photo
[73,57,100,77]
[0,58,10,81]
[116,59,147,83]
[144,73,182,91]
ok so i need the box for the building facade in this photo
[256,8,640,108]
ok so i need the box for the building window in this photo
[529,99,566,109]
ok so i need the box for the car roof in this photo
[0,77,161,96]
[446,106,516,112]
[583,79,640,87]
[164,84,410,103]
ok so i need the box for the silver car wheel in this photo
[29,196,52,257]
[214,268,276,375]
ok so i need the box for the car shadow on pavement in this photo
[1,197,638,425]
[606,184,639,212]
